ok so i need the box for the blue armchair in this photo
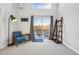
[12,31,26,47]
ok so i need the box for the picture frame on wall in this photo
[21,18,28,22]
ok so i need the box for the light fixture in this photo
[8,15,18,46]
[10,15,18,22]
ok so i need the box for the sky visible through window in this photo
[34,16,50,26]
[32,3,52,9]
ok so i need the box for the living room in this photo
[0,3,79,55]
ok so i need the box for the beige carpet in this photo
[0,37,77,55]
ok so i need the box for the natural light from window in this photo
[32,3,52,9]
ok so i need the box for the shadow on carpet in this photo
[32,39,43,42]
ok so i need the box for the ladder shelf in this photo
[52,17,63,44]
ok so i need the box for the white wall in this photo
[58,3,79,54]
[16,3,58,34]
[0,8,3,49]
[0,3,15,49]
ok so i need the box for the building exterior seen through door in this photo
[33,16,51,40]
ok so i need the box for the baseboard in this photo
[63,42,79,54]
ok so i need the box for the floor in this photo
[0,37,77,55]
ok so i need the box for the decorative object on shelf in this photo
[8,15,18,46]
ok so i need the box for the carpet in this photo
[32,39,43,42]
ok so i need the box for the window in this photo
[32,3,52,9]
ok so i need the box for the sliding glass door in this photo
[42,17,50,39]
[34,16,43,39]
[33,16,51,40]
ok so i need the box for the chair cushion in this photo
[15,33,22,37]
[16,37,26,43]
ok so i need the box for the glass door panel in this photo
[34,16,43,39]
[42,16,50,38]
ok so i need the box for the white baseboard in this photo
[63,42,79,54]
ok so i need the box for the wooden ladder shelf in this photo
[52,17,63,44]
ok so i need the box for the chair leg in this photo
[16,44,17,47]
[15,43,18,47]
